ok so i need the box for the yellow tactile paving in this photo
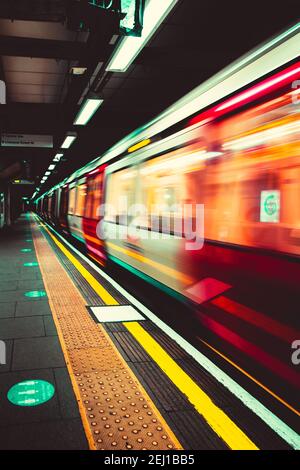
[30,220,182,451]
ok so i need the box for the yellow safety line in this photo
[125,322,258,450]
[44,226,118,306]
[106,240,194,285]
[200,339,300,418]
[41,222,258,450]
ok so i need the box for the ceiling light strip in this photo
[106,0,179,73]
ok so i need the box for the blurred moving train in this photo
[36,25,300,405]
[0,191,6,229]
[37,30,300,295]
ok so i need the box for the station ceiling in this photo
[0,0,299,193]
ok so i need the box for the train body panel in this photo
[37,61,300,299]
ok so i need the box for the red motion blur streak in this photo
[189,61,300,127]
[211,296,299,344]
[197,312,300,389]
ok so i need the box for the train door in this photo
[83,166,106,262]
[58,185,70,236]
[0,192,5,228]
[67,178,87,243]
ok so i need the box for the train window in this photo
[60,188,68,216]
[51,192,56,215]
[85,181,93,219]
[68,187,77,215]
[48,197,52,214]
[75,184,87,217]
[140,151,190,231]
[105,168,137,224]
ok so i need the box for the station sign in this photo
[1,133,53,148]
[260,190,280,223]
[12,179,35,185]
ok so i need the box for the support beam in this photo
[0,36,90,61]
[0,0,65,22]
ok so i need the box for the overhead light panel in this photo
[70,66,87,76]
[106,0,178,73]
[61,132,77,149]
[45,171,51,176]
[74,95,104,126]
[53,153,63,162]
[48,164,56,171]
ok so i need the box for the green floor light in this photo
[7,380,55,407]
[24,290,46,298]
[21,248,32,253]
[23,262,38,267]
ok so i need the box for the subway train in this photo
[36,30,300,408]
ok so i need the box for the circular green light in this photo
[21,248,32,253]
[23,262,38,267]
[264,194,277,216]
[24,290,46,298]
[7,380,55,407]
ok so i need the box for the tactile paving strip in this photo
[31,222,181,450]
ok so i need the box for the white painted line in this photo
[36,215,300,449]
[91,305,145,323]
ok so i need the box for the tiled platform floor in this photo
[0,214,88,450]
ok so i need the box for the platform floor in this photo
[0,213,299,450]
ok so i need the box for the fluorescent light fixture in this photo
[48,164,56,171]
[45,171,51,176]
[74,95,104,126]
[70,66,87,75]
[106,0,178,72]
[53,153,63,162]
[101,23,300,164]
[61,132,77,149]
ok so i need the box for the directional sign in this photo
[12,179,35,185]
[7,380,55,407]
[1,134,53,148]
[260,190,280,223]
